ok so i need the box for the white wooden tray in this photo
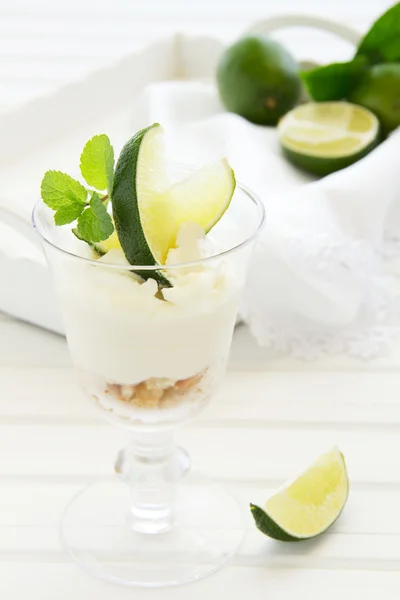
[0,17,360,333]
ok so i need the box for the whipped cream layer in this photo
[58,224,240,385]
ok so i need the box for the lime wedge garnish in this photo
[111,123,235,269]
[278,102,379,176]
[166,159,236,247]
[92,229,120,255]
[251,447,349,541]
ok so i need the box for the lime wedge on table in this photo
[278,102,379,176]
[111,123,236,270]
[251,447,349,541]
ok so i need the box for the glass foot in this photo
[60,475,243,588]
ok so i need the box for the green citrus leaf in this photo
[301,56,369,101]
[356,2,400,63]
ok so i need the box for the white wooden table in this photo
[2,309,400,598]
[2,1,400,597]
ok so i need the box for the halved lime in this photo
[112,123,235,269]
[278,102,379,176]
[250,447,349,541]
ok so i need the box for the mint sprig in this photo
[54,201,87,226]
[74,192,114,243]
[40,135,116,246]
[80,134,114,197]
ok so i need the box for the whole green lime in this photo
[216,36,302,126]
[349,63,400,135]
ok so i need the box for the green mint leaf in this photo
[301,56,368,101]
[54,201,85,226]
[41,170,87,209]
[80,134,114,196]
[76,192,114,243]
[72,227,84,241]
[356,2,400,63]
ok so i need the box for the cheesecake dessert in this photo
[40,123,240,427]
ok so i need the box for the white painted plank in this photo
[0,564,398,600]
[1,482,400,570]
[2,482,400,569]
[183,426,400,485]
[0,0,388,20]
[3,317,400,373]
[1,367,400,427]
[0,321,70,367]
[0,483,398,535]
[0,0,382,116]
[206,371,400,425]
[0,38,140,60]
[0,18,239,36]
[0,22,360,57]
[239,533,400,571]
[0,367,91,420]
[0,80,61,105]
[2,527,400,571]
[0,424,399,485]
[0,58,103,81]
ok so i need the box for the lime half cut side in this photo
[278,102,379,176]
[251,447,349,541]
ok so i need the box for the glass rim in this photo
[32,180,265,272]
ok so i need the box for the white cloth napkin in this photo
[139,81,400,358]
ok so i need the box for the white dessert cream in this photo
[38,124,242,425]
[58,223,240,424]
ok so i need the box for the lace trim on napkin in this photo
[243,232,400,360]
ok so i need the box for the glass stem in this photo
[116,430,187,535]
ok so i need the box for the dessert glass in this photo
[32,174,265,588]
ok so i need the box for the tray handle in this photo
[243,14,361,47]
